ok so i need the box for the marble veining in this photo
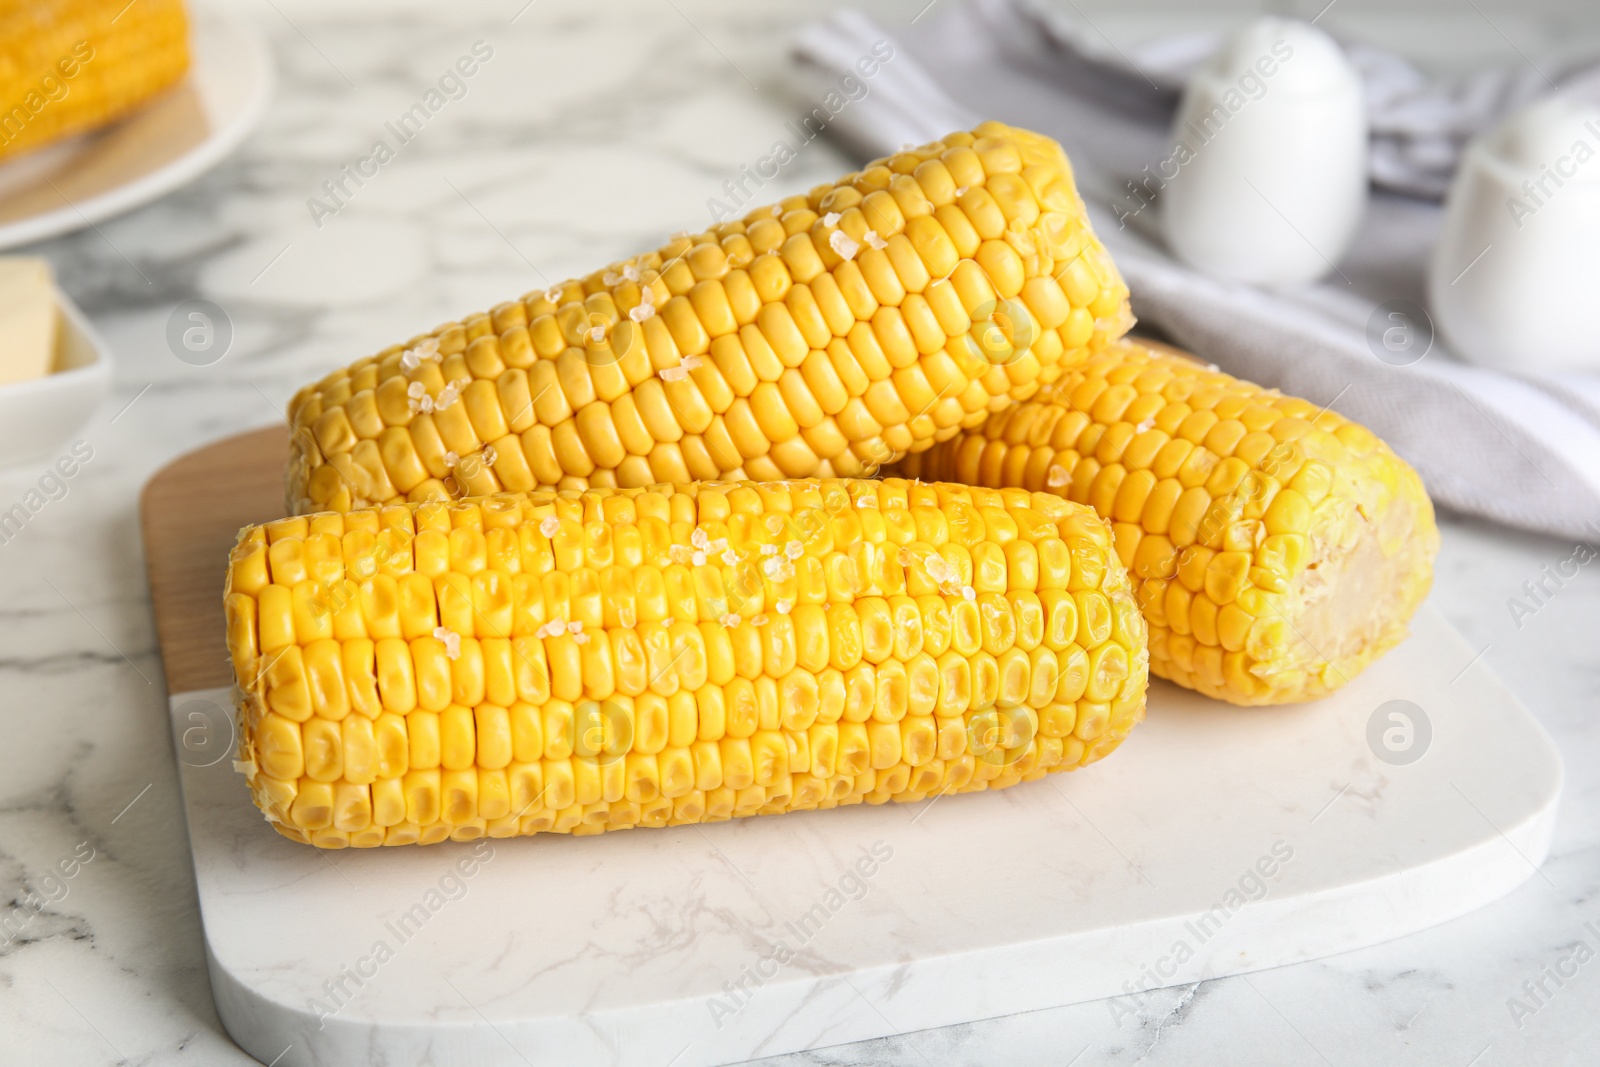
[0,2,1595,1065]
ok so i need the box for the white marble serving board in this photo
[165,606,1560,1067]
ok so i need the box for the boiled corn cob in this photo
[223,478,1148,848]
[0,0,189,162]
[285,122,1132,515]
[897,340,1438,706]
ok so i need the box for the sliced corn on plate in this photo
[898,340,1439,705]
[223,478,1149,847]
[284,122,1132,514]
[0,0,190,163]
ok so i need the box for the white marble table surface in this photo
[1,2,1595,1064]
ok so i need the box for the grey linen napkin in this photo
[790,0,1600,542]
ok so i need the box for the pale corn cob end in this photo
[897,340,1438,705]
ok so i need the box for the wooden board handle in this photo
[140,425,287,694]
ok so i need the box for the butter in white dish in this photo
[0,258,57,387]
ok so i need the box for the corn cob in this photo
[223,478,1148,848]
[0,0,189,163]
[285,122,1132,515]
[897,341,1438,706]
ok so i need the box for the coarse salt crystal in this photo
[540,516,560,537]
[629,303,656,323]
[864,230,887,250]
[434,380,464,411]
[822,212,842,226]
[589,326,605,342]
[482,445,497,465]
[623,264,640,282]
[1047,465,1070,488]
[720,613,740,628]
[433,627,461,660]
[721,550,739,565]
[775,599,792,614]
[544,287,563,304]
[829,230,860,261]
[962,585,976,601]
[752,614,768,626]
[691,551,706,566]
[443,451,459,468]
[784,540,803,560]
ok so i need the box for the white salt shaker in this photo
[1160,18,1367,285]
[1429,97,1600,373]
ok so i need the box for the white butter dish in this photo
[0,289,112,472]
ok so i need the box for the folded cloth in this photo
[794,0,1600,198]
[789,0,1600,542]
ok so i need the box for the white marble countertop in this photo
[1,2,1596,1064]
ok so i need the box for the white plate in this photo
[0,290,112,472]
[0,11,273,251]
